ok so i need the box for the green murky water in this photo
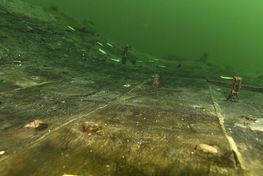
[25,0,263,73]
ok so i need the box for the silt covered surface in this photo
[0,1,262,176]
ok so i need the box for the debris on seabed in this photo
[63,174,79,176]
[81,121,99,134]
[121,45,129,64]
[227,76,242,102]
[195,144,218,155]
[25,119,48,131]
[98,48,107,55]
[67,25,76,31]
[0,151,5,155]
[96,41,104,47]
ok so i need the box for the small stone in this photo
[25,120,48,131]
[81,121,99,134]
[0,151,5,155]
[195,144,218,155]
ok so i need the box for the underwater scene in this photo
[0,0,262,176]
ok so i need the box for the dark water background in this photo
[25,0,263,73]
